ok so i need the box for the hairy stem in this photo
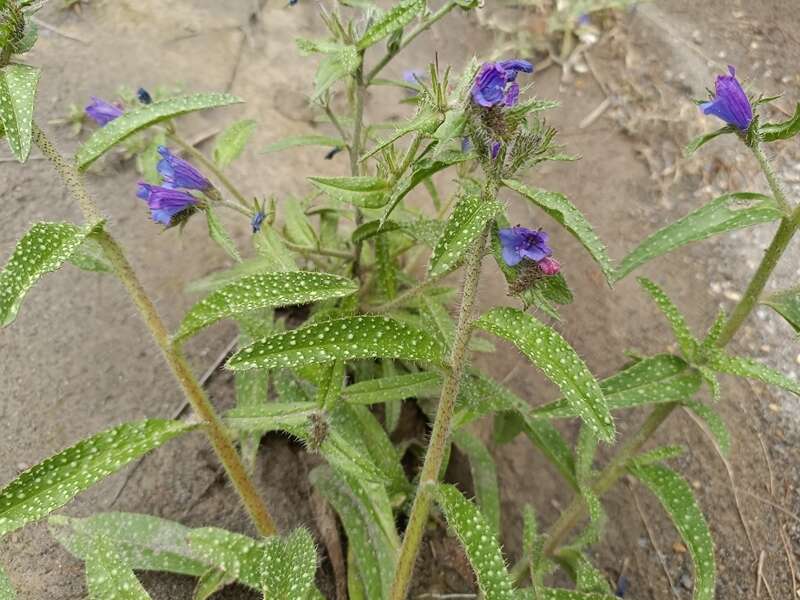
[32,123,278,537]
[350,63,367,278]
[390,225,490,600]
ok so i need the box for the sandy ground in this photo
[1,0,799,598]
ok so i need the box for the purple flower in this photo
[251,211,266,233]
[461,137,472,153]
[490,140,502,160]
[157,146,212,191]
[471,59,533,108]
[700,66,753,131]
[499,226,551,267]
[85,96,123,126]
[137,182,198,225]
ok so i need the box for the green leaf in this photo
[49,512,207,578]
[434,484,515,600]
[705,349,800,395]
[682,401,730,456]
[206,206,242,262]
[175,271,357,342]
[227,315,443,371]
[638,278,698,359]
[309,176,390,209]
[0,64,39,162]
[356,0,425,50]
[263,134,344,154]
[503,179,614,282]
[428,194,502,278]
[254,227,299,272]
[282,199,317,247]
[760,102,800,142]
[313,45,360,100]
[260,528,317,599]
[685,126,734,156]
[554,549,611,595]
[213,118,256,168]
[452,430,501,535]
[194,569,232,600]
[234,341,270,472]
[68,236,112,273]
[187,527,268,588]
[85,539,152,600]
[517,589,617,600]
[0,420,194,537]
[762,286,800,333]
[475,307,615,442]
[0,567,14,600]
[343,371,442,404]
[226,402,318,434]
[351,219,403,244]
[633,445,685,466]
[628,464,716,600]
[76,93,241,169]
[0,221,100,327]
[361,110,444,161]
[615,193,782,281]
[375,234,397,298]
[310,466,399,599]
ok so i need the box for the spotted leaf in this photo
[476,307,615,442]
[638,278,699,360]
[312,45,360,100]
[76,93,241,169]
[0,420,194,537]
[451,430,501,535]
[0,64,39,162]
[343,371,442,405]
[682,401,730,456]
[428,194,502,278]
[615,193,781,281]
[760,102,800,142]
[356,0,425,50]
[260,528,317,599]
[435,484,515,600]
[762,286,800,334]
[628,464,716,600]
[188,527,269,588]
[85,539,152,600]
[226,315,443,371]
[175,271,357,342]
[0,567,14,600]
[705,349,800,395]
[309,176,391,209]
[213,118,256,169]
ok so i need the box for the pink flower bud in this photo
[538,256,560,276]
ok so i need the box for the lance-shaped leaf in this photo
[85,539,152,600]
[452,430,501,535]
[517,589,618,599]
[615,193,782,281]
[188,528,268,588]
[503,179,614,283]
[0,221,101,327]
[260,528,317,599]
[313,45,360,100]
[175,271,357,342]
[705,349,800,395]
[760,102,800,142]
[206,206,241,262]
[532,354,702,419]
[213,118,256,168]
[342,371,442,404]
[628,464,716,600]
[309,175,391,208]
[762,286,800,333]
[226,402,317,435]
[227,315,443,371]
[434,484,515,600]
[638,278,698,360]
[310,466,399,599]
[375,234,397,298]
[428,194,502,278]
[0,420,194,537]
[682,401,730,456]
[0,64,40,162]
[194,569,233,600]
[0,567,14,600]
[356,0,425,50]
[263,134,345,154]
[361,110,443,161]
[351,219,404,244]
[75,93,241,169]
[476,307,615,442]
[685,126,734,156]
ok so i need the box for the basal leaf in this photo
[213,118,256,169]
[0,63,39,162]
[227,315,443,371]
[706,349,800,395]
[309,176,391,208]
[260,528,317,599]
[762,286,800,333]
[175,271,357,342]
[0,420,194,537]
[435,484,515,600]
[85,539,152,600]
[428,194,502,278]
[263,134,345,154]
[76,93,241,169]
[452,430,501,535]
[503,179,614,282]
[615,193,781,281]
[342,371,442,404]
[685,126,734,156]
[356,0,425,50]
[638,278,699,360]
[475,307,615,442]
[628,464,716,600]
[760,102,800,142]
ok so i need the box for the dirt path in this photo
[1,1,798,598]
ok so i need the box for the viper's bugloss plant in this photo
[2,1,800,599]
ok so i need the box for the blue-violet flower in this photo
[471,59,533,108]
[700,66,753,131]
[157,146,212,191]
[251,211,266,233]
[85,96,123,126]
[499,226,552,267]
[137,87,153,105]
[491,141,502,160]
[137,183,198,226]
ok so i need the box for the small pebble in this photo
[724,290,742,301]
[769,403,781,412]
[680,574,694,590]
[673,542,687,554]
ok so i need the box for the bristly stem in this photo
[32,123,278,537]
[390,218,491,600]
[350,61,367,278]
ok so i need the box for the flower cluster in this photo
[499,226,560,275]
[700,66,753,131]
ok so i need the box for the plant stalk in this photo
[32,123,278,537]
[350,63,367,278]
[389,225,490,600]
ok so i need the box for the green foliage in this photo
[263,134,345,154]
[260,528,317,599]
[434,484,515,600]
[76,92,241,168]
[615,193,782,281]
[175,271,357,342]
[309,175,391,208]
[205,206,242,262]
[638,278,698,359]
[213,118,256,168]
[476,307,615,441]
[312,45,360,100]
[685,126,734,156]
[356,0,425,50]
[343,371,441,404]
[629,464,716,600]
[84,539,152,600]
[760,102,800,142]
[705,349,800,395]
[0,420,194,537]
[452,430,501,535]
[0,63,39,161]
[762,286,800,333]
